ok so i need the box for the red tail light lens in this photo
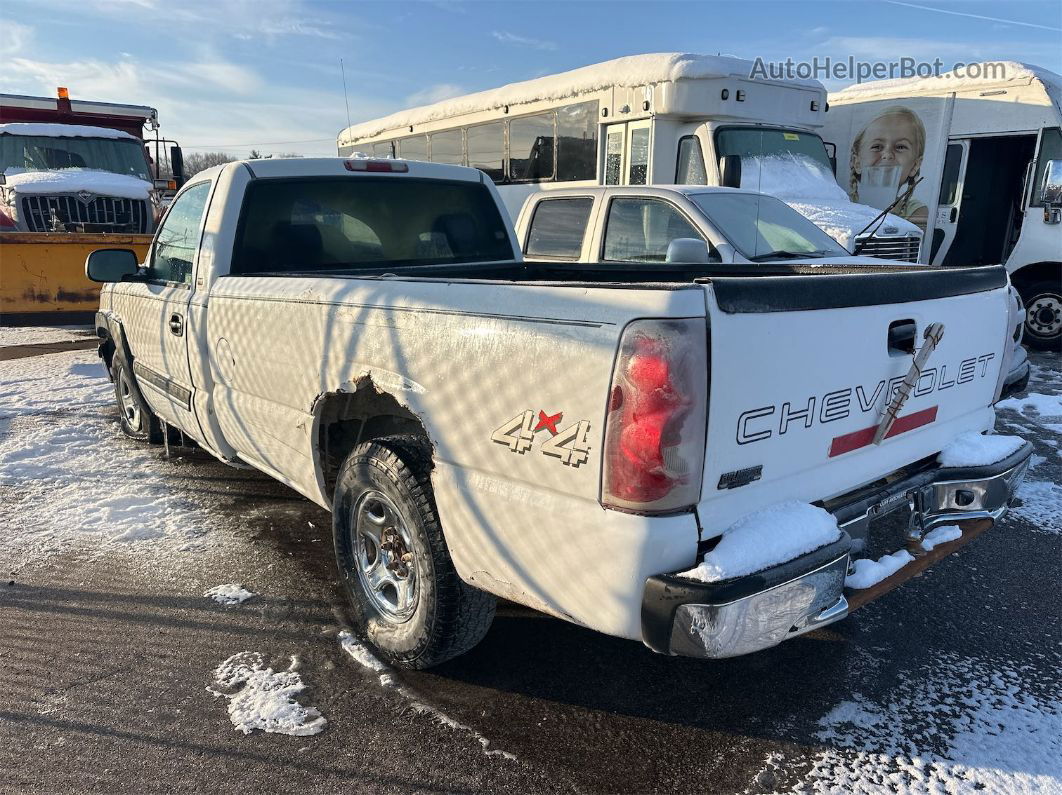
[0,207,16,229]
[602,319,708,513]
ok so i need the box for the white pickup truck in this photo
[513,185,1031,398]
[87,157,1031,669]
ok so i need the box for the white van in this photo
[337,53,921,261]
[823,61,1062,349]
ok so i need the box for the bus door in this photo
[930,140,969,265]
[603,121,651,186]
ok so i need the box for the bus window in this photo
[676,136,707,184]
[373,141,394,158]
[605,129,623,185]
[557,101,598,181]
[467,122,505,182]
[629,127,650,185]
[430,130,464,165]
[509,112,555,181]
[399,135,428,162]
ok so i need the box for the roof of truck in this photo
[206,156,487,183]
[830,61,1061,102]
[0,122,139,140]
[339,52,823,143]
[0,92,157,121]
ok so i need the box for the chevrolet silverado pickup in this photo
[87,157,1031,669]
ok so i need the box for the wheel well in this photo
[1010,261,1060,292]
[315,379,431,503]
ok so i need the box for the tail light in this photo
[344,159,409,173]
[602,318,708,513]
[0,207,16,229]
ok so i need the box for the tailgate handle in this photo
[888,319,917,354]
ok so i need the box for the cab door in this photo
[115,180,212,433]
[930,140,969,265]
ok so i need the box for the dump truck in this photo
[0,87,184,324]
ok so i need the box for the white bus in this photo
[338,53,921,261]
[823,61,1062,349]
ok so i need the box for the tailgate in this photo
[697,266,1010,535]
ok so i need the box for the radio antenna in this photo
[340,58,352,131]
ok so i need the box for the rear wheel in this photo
[1021,280,1062,351]
[111,357,162,443]
[332,435,495,669]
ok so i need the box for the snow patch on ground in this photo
[204,584,255,605]
[938,431,1026,468]
[0,350,220,568]
[997,392,1062,418]
[0,326,93,346]
[208,652,326,736]
[679,502,840,583]
[337,631,516,760]
[3,168,151,200]
[1012,479,1062,535]
[845,549,914,590]
[803,653,1062,793]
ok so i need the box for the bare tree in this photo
[183,151,238,177]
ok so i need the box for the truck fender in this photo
[95,310,152,410]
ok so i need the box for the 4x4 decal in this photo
[492,410,591,468]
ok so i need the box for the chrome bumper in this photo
[641,440,1032,660]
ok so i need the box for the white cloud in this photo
[490,30,557,51]
[0,21,32,55]
[404,83,467,106]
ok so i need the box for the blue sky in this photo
[2,0,1060,159]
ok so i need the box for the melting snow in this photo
[1012,479,1062,535]
[803,653,1062,793]
[209,652,326,736]
[679,502,841,583]
[3,169,151,200]
[0,122,139,140]
[920,524,963,551]
[0,326,92,346]
[845,549,914,590]
[997,392,1062,418]
[204,584,256,605]
[938,431,1026,468]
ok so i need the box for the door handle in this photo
[949,207,958,222]
[169,313,184,336]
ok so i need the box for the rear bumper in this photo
[641,441,1032,659]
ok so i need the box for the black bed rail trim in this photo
[706,265,1008,313]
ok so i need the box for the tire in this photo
[1020,280,1062,351]
[332,435,495,669]
[111,357,162,443]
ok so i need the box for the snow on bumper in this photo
[641,439,1033,660]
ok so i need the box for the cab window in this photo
[602,198,703,262]
[525,198,593,259]
[149,181,211,284]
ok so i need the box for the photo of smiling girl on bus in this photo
[848,106,928,231]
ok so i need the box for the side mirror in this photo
[719,155,742,188]
[665,237,713,264]
[86,248,140,283]
[1040,159,1062,223]
[170,145,185,187]
[824,141,838,176]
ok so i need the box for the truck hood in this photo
[2,168,151,201]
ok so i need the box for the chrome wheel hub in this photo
[1027,293,1061,337]
[118,371,140,430]
[351,490,418,622]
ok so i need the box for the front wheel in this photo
[332,436,495,669]
[1021,280,1062,351]
[111,357,162,443]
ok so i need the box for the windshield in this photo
[0,135,151,180]
[715,127,833,173]
[691,192,848,260]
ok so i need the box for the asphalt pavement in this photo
[1,345,1059,794]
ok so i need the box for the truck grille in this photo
[20,194,149,234]
[855,234,922,263]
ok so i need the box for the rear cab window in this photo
[231,177,513,274]
[525,197,593,259]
